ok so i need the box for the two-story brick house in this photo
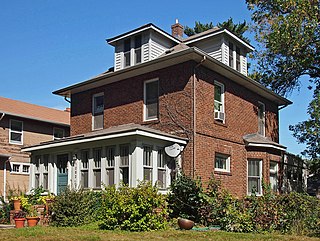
[23,21,291,197]
[0,96,70,200]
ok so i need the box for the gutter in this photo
[3,156,11,202]
[0,113,5,121]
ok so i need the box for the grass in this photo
[1,225,319,241]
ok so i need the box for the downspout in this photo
[3,157,11,202]
[64,96,71,103]
[0,112,5,121]
[192,56,206,178]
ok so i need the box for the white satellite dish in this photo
[165,143,181,158]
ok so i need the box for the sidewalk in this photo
[0,224,15,229]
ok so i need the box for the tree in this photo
[289,90,320,174]
[246,0,320,96]
[184,18,249,42]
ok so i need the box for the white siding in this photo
[241,54,248,76]
[221,38,229,65]
[192,38,222,62]
[114,44,123,71]
[150,31,173,60]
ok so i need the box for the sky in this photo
[0,0,312,156]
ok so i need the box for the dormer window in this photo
[229,42,234,68]
[134,35,142,64]
[124,39,131,67]
[236,47,241,72]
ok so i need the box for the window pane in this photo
[22,165,29,173]
[43,173,48,189]
[35,174,40,188]
[157,149,165,168]
[124,39,131,52]
[143,146,152,166]
[236,46,241,71]
[214,85,221,102]
[93,95,104,115]
[124,51,130,67]
[106,169,114,186]
[81,170,88,188]
[106,147,115,167]
[145,80,159,119]
[81,150,89,169]
[12,164,20,173]
[143,168,152,181]
[93,170,101,188]
[157,169,166,189]
[229,42,234,67]
[10,132,22,142]
[11,120,22,132]
[248,177,260,194]
[93,149,102,168]
[120,145,129,166]
[120,167,129,184]
[248,160,259,176]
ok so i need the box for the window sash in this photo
[93,170,101,188]
[93,148,102,168]
[236,46,241,71]
[143,146,152,167]
[106,168,114,186]
[81,150,89,169]
[10,120,23,144]
[53,128,65,140]
[144,80,159,120]
[120,167,129,184]
[229,42,234,68]
[120,145,129,166]
[248,160,262,195]
[106,146,115,167]
[215,154,230,172]
[214,82,224,113]
[81,170,88,188]
[143,167,152,181]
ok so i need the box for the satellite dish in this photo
[165,143,182,158]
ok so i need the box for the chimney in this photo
[171,19,184,39]
[64,107,71,112]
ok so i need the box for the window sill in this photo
[142,119,160,125]
[214,170,232,176]
[214,120,227,127]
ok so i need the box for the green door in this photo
[57,154,68,194]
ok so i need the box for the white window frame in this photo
[258,101,266,136]
[214,153,230,173]
[236,46,241,72]
[269,161,278,192]
[119,144,130,185]
[92,148,102,189]
[247,159,263,196]
[105,146,115,186]
[143,78,159,121]
[10,162,30,175]
[9,119,23,145]
[214,80,225,122]
[157,148,167,189]
[53,127,65,140]
[229,41,234,68]
[134,35,142,65]
[80,149,89,188]
[92,92,104,130]
[123,38,131,68]
[143,145,153,182]
[42,154,49,190]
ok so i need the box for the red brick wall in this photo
[70,61,282,196]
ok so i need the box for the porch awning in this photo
[22,123,188,152]
[243,133,286,151]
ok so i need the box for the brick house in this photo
[22,21,291,197]
[0,96,70,200]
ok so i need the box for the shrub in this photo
[99,182,168,231]
[0,197,10,224]
[51,188,102,227]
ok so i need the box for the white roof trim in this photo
[184,29,254,51]
[22,129,187,152]
[108,25,180,44]
[246,143,287,151]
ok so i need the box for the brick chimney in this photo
[171,19,184,39]
[64,107,71,112]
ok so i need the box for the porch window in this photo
[157,149,166,189]
[42,154,49,190]
[92,93,104,130]
[143,146,153,182]
[80,150,89,188]
[34,155,41,188]
[120,145,129,185]
[248,159,262,195]
[270,161,278,192]
[93,148,102,188]
[144,79,159,121]
[9,119,23,145]
[105,146,115,186]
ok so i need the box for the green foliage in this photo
[217,17,250,43]
[247,0,320,96]
[51,188,102,227]
[184,21,214,37]
[99,182,168,231]
[0,197,10,224]
[167,173,203,222]
[289,90,320,174]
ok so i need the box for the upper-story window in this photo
[124,39,131,67]
[257,102,265,136]
[144,79,159,121]
[92,93,104,130]
[214,81,225,122]
[236,47,241,72]
[9,119,23,145]
[134,35,142,64]
[229,42,234,68]
[53,127,65,140]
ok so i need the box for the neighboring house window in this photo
[34,155,41,188]
[12,164,20,173]
[106,146,115,186]
[134,35,142,64]
[143,146,153,182]
[42,154,49,190]
[124,39,131,67]
[258,102,265,136]
[93,148,102,188]
[157,149,166,189]
[214,81,225,122]
[236,46,241,72]
[80,150,89,188]
[9,120,23,145]
[53,128,65,140]
[119,145,129,185]
[10,162,29,175]
[248,159,262,195]
[144,79,159,121]
[229,42,234,68]
[214,153,230,173]
[270,161,278,192]
[92,93,104,130]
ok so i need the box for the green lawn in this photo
[0,226,319,241]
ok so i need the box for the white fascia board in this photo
[247,143,287,151]
[108,25,180,45]
[22,130,187,152]
[184,29,254,51]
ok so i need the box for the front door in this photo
[57,154,68,194]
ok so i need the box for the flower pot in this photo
[177,218,195,230]
[14,218,25,228]
[13,199,21,211]
[26,217,40,227]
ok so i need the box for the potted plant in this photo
[11,197,21,211]
[13,210,26,228]
[26,208,40,227]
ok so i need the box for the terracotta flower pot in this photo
[177,218,195,230]
[13,199,21,211]
[14,218,26,228]
[26,217,40,227]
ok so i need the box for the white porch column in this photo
[29,155,35,192]
[48,154,54,194]
[88,149,93,188]
[152,148,157,186]
[101,147,106,188]
[131,141,143,187]
[52,155,57,195]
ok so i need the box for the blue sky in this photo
[0,0,312,155]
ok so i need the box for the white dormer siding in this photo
[149,30,174,60]
[190,36,222,62]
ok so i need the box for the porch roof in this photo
[243,133,286,151]
[21,124,188,152]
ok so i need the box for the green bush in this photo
[99,182,168,231]
[51,188,102,227]
[0,197,10,224]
